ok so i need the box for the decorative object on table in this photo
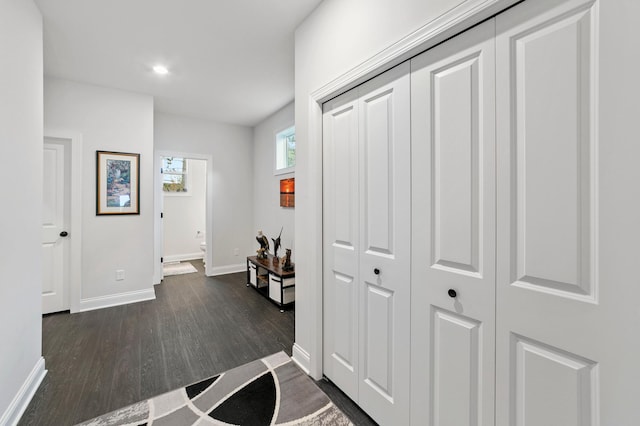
[96,151,140,215]
[272,227,283,258]
[280,178,295,207]
[256,230,269,259]
[283,248,293,271]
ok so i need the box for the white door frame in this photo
[299,0,522,380]
[154,150,214,283]
[44,128,83,313]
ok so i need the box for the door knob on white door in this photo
[374,268,380,275]
[59,231,68,237]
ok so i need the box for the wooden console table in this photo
[246,255,295,312]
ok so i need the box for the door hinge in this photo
[161,257,163,263]
[160,167,163,174]
[161,212,164,218]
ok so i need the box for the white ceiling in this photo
[35,0,322,127]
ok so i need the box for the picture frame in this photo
[280,177,295,207]
[96,151,140,215]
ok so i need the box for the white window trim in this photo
[274,125,295,175]
[275,165,295,176]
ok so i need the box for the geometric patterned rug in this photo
[76,352,353,425]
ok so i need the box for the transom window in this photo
[275,126,295,174]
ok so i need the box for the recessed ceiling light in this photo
[153,65,169,75]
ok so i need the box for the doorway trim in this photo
[295,0,522,380]
[154,151,214,283]
[44,128,83,313]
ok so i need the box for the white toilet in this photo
[200,241,206,266]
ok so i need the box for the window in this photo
[275,126,295,174]
[162,157,189,194]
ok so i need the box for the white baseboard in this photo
[0,357,47,426]
[208,263,246,276]
[164,253,203,263]
[292,343,311,376]
[79,288,156,312]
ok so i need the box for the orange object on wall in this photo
[280,178,295,207]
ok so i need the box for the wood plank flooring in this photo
[19,260,376,426]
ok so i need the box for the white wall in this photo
[44,77,156,309]
[252,102,295,259]
[292,0,517,377]
[0,0,45,423]
[163,159,207,262]
[154,112,254,275]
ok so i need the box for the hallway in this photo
[20,261,297,425]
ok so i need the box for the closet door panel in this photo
[359,61,411,426]
[363,90,394,255]
[432,54,481,273]
[509,3,595,298]
[323,91,360,400]
[511,335,597,426]
[431,309,482,426]
[411,19,496,426]
[363,283,394,393]
[495,0,603,424]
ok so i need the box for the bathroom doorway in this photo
[163,156,207,262]
[154,151,213,283]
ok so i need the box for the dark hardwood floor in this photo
[19,260,376,426]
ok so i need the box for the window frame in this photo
[274,125,295,175]
[162,156,191,197]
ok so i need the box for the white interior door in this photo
[357,62,411,426]
[323,88,360,400]
[42,138,70,314]
[495,0,636,424]
[323,62,411,426]
[411,19,496,426]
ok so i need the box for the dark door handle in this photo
[374,268,380,275]
[60,231,68,237]
[448,289,457,298]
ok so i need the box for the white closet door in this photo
[323,89,360,401]
[357,62,411,426]
[495,0,632,424]
[411,19,496,426]
[323,62,411,425]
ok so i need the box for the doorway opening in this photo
[154,151,213,283]
[162,156,207,275]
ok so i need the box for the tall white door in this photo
[357,62,411,426]
[323,62,411,425]
[323,88,360,400]
[495,0,640,424]
[42,138,70,314]
[411,19,496,426]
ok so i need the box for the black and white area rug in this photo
[77,352,353,425]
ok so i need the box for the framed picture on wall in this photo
[96,151,140,215]
[280,177,294,207]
